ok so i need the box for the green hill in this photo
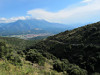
[47,21,100,45]
[0,22,100,75]
[29,22,100,75]
[0,37,39,50]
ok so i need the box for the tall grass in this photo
[0,59,65,75]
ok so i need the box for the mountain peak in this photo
[0,19,72,36]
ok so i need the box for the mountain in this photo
[28,21,100,75]
[0,21,100,75]
[47,22,100,45]
[0,19,72,36]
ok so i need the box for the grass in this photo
[0,59,66,75]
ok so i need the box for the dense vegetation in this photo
[28,22,100,75]
[0,37,62,75]
[0,22,100,75]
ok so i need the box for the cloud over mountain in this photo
[27,0,100,24]
[0,0,100,24]
[0,16,27,23]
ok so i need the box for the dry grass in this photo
[0,59,65,75]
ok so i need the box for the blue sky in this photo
[0,0,81,18]
[0,0,100,24]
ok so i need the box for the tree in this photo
[26,49,46,66]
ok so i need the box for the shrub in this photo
[92,72,100,75]
[67,64,87,75]
[7,54,22,66]
[41,51,57,60]
[0,42,7,58]
[0,42,13,59]
[53,60,68,72]
[26,49,46,66]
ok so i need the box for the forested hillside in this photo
[28,22,100,75]
[0,22,100,75]
[0,37,39,50]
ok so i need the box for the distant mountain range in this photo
[0,19,73,36]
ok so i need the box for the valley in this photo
[8,33,52,39]
[0,0,100,75]
[0,21,100,75]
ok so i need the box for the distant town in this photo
[9,33,52,39]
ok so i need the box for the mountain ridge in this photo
[0,19,72,36]
[29,21,100,74]
[0,21,100,75]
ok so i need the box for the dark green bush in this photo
[7,54,22,66]
[61,59,69,64]
[53,60,68,72]
[0,42,13,59]
[92,72,100,75]
[26,49,46,66]
[53,60,87,75]
[41,51,57,60]
[0,42,7,58]
[67,64,87,75]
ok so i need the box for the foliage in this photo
[0,42,12,58]
[53,60,87,75]
[7,54,22,66]
[53,60,68,72]
[0,21,100,75]
[26,49,46,66]
[30,21,100,74]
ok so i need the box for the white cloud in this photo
[27,0,100,24]
[82,0,92,3]
[0,16,28,23]
[0,0,100,24]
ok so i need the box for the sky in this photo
[0,0,100,25]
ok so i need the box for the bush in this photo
[53,60,68,72]
[61,59,69,64]
[53,60,87,75]
[0,42,13,59]
[7,54,22,66]
[41,51,57,60]
[92,72,100,75]
[67,64,87,75]
[26,49,46,66]
[0,42,7,58]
